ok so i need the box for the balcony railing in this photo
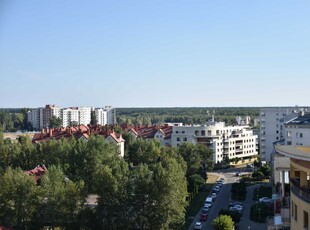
[290,178,310,203]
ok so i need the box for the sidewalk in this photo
[238,184,268,230]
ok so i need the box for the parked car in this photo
[200,210,208,221]
[204,197,213,208]
[213,186,220,193]
[229,201,243,207]
[201,207,209,214]
[194,221,203,230]
[229,205,243,213]
[259,197,272,203]
[210,192,217,201]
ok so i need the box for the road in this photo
[188,172,236,230]
[188,169,268,230]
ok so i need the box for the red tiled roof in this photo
[24,165,47,183]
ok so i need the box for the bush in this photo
[219,209,242,223]
[231,182,247,201]
[250,203,274,223]
[212,215,234,230]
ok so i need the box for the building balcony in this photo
[290,178,310,204]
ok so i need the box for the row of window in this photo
[291,201,309,228]
[287,131,303,138]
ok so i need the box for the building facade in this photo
[171,121,258,163]
[275,145,310,230]
[28,105,115,129]
[260,107,309,162]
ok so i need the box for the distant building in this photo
[259,107,309,162]
[32,125,124,157]
[27,105,116,129]
[171,121,258,164]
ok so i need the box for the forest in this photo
[0,130,213,230]
[116,107,260,126]
[0,107,260,132]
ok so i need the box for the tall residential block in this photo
[260,107,309,162]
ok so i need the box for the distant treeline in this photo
[0,108,32,132]
[116,107,260,126]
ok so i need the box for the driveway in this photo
[188,172,235,230]
[188,172,268,230]
[237,184,268,230]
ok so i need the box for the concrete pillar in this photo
[281,171,285,198]
[290,164,296,179]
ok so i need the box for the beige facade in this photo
[275,145,310,230]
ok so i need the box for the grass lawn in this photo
[183,174,219,229]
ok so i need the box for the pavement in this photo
[188,170,269,230]
[237,184,268,230]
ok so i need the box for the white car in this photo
[259,197,272,203]
[194,221,203,230]
[229,205,243,213]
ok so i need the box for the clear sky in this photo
[1,0,309,108]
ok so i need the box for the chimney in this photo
[87,128,90,136]
[49,128,53,137]
[41,128,44,134]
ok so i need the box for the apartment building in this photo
[28,105,115,129]
[275,145,310,230]
[171,121,258,163]
[260,107,309,162]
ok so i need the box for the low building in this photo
[32,125,125,157]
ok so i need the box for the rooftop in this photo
[275,145,310,161]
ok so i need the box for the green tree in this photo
[49,115,62,128]
[0,167,40,229]
[212,215,234,230]
[90,110,97,125]
[39,165,85,229]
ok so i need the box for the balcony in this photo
[290,178,310,203]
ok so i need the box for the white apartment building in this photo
[105,106,115,125]
[260,107,309,162]
[28,105,115,129]
[95,108,108,126]
[62,108,80,127]
[171,121,258,164]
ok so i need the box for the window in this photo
[182,131,185,134]
[183,137,187,141]
[292,202,294,217]
[195,130,199,136]
[300,133,303,138]
[295,204,298,221]
[287,141,292,145]
[287,131,292,137]
[201,130,206,136]
[276,131,279,134]
[176,131,179,134]
[177,137,180,142]
[207,130,211,136]
[304,211,309,229]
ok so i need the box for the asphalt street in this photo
[188,170,268,230]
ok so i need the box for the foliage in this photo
[212,215,235,230]
[0,167,40,229]
[231,182,247,201]
[252,164,271,180]
[219,209,242,223]
[49,115,63,128]
[90,110,97,125]
[0,130,189,229]
[116,107,259,126]
[250,203,274,223]
[0,109,31,131]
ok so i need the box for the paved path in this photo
[238,184,268,230]
[188,172,235,230]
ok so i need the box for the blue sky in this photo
[1,0,309,108]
